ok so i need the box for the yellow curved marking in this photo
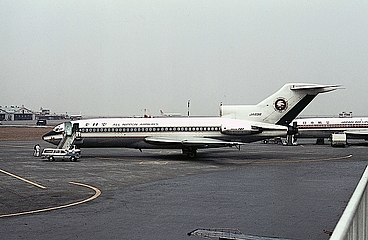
[0,182,101,218]
[138,161,169,165]
[0,168,47,189]
[251,154,354,165]
[222,154,354,165]
[0,145,31,149]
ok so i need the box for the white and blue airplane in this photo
[292,116,368,144]
[43,83,339,157]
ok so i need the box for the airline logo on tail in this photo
[274,98,288,112]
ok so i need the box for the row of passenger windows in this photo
[302,121,328,125]
[79,126,221,133]
[299,124,368,129]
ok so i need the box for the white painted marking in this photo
[0,168,47,189]
[0,182,101,218]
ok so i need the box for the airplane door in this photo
[64,122,73,136]
[73,123,81,138]
[72,123,79,133]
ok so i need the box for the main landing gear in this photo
[182,148,197,159]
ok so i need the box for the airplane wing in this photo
[144,136,244,148]
[345,131,368,138]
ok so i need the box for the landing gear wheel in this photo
[188,151,196,158]
[48,156,55,161]
[182,148,197,159]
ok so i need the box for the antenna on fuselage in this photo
[187,100,190,117]
[219,102,223,117]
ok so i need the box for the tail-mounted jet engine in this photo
[221,123,262,135]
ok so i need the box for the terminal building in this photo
[0,105,34,121]
[0,105,69,121]
[36,108,68,120]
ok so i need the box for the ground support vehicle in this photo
[41,147,81,161]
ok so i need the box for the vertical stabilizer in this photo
[221,83,340,125]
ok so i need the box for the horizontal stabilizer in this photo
[290,84,342,93]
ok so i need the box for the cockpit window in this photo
[53,124,64,132]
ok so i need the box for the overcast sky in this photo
[1,0,368,117]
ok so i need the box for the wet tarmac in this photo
[0,140,367,240]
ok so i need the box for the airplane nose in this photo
[42,130,55,139]
[42,130,61,145]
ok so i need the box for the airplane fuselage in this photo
[43,117,287,149]
[294,117,368,139]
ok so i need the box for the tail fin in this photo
[221,83,340,125]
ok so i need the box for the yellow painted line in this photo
[139,161,169,165]
[0,168,47,189]
[0,145,32,149]
[0,182,101,218]
[99,157,115,160]
[220,154,354,165]
[249,154,354,165]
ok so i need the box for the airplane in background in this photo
[291,116,368,146]
[69,114,82,120]
[43,83,339,158]
[159,110,183,117]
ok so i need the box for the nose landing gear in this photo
[182,148,197,159]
